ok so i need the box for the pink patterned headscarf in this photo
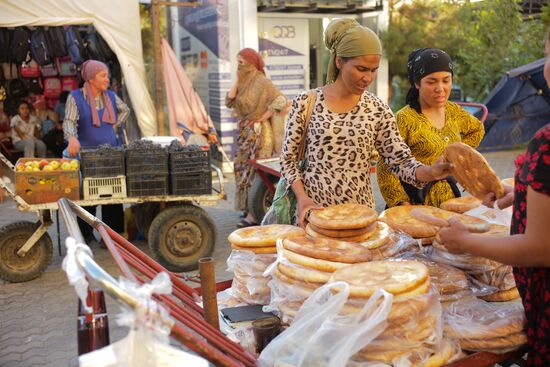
[81,60,116,127]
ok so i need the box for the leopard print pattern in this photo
[280,88,423,211]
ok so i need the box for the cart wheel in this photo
[148,205,216,272]
[248,175,278,223]
[134,203,160,238]
[0,221,53,283]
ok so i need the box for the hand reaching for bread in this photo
[429,157,454,180]
[483,185,514,209]
[438,218,470,254]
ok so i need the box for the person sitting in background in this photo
[0,105,10,142]
[377,48,484,208]
[55,91,70,123]
[33,97,65,158]
[10,101,46,158]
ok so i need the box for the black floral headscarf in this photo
[405,48,454,113]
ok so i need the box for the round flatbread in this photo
[272,267,319,290]
[282,236,372,263]
[308,203,378,230]
[277,261,331,284]
[345,290,435,324]
[422,339,456,367]
[479,287,520,302]
[444,298,526,340]
[282,248,352,272]
[230,244,277,254]
[228,224,305,247]
[410,206,490,233]
[379,206,440,238]
[353,222,392,249]
[440,196,482,213]
[329,260,429,298]
[307,222,376,239]
[414,258,468,294]
[365,315,437,352]
[444,142,504,200]
[459,331,527,351]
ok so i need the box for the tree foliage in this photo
[381,0,548,109]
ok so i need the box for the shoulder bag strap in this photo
[297,90,317,161]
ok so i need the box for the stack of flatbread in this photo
[431,224,519,302]
[379,205,489,245]
[306,203,416,259]
[269,235,372,323]
[227,224,304,304]
[443,297,527,353]
[325,260,455,366]
[412,257,471,302]
[306,203,378,241]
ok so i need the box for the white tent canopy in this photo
[0,0,157,136]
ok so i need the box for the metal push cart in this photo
[0,151,226,283]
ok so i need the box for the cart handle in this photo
[456,101,489,125]
[211,164,224,195]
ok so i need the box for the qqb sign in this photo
[271,25,296,39]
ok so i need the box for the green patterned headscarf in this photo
[324,18,382,84]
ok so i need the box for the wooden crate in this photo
[15,158,80,204]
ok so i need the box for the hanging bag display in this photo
[20,59,41,78]
[262,90,317,225]
[43,77,62,99]
[40,63,58,77]
[30,27,53,65]
[56,56,77,76]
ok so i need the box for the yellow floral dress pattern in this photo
[377,102,484,208]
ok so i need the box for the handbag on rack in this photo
[262,90,317,225]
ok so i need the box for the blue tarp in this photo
[478,58,550,151]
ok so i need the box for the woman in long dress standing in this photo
[226,48,288,227]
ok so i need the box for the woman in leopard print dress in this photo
[280,18,454,227]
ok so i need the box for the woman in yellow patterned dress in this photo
[377,48,484,208]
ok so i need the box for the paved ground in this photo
[0,149,521,366]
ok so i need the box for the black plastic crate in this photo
[170,172,212,195]
[127,174,169,197]
[169,149,210,174]
[126,148,169,176]
[80,148,125,178]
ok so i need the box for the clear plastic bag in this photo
[463,205,512,226]
[258,282,393,367]
[349,285,445,366]
[79,272,208,366]
[368,230,421,261]
[79,329,209,367]
[443,297,527,353]
[227,249,277,304]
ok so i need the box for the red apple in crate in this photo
[39,159,49,170]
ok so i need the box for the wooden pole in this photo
[151,0,165,136]
[198,257,220,330]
